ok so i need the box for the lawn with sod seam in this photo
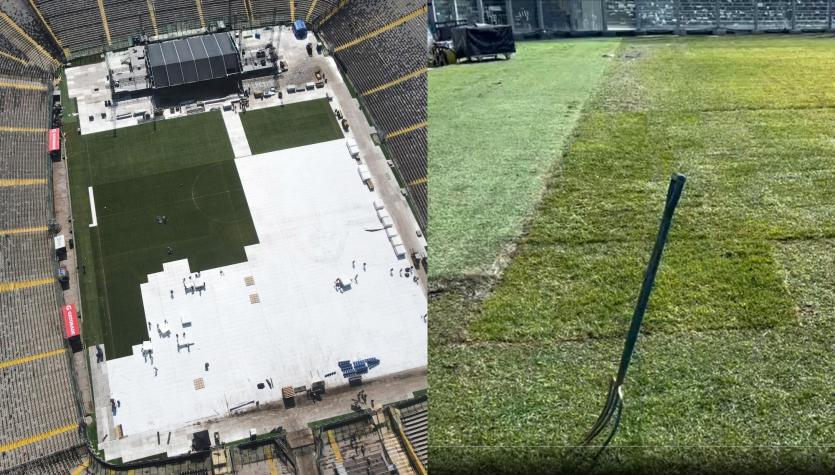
[428,39,621,280]
[240,98,343,154]
[76,111,235,185]
[67,112,257,358]
[91,162,258,358]
[429,35,835,473]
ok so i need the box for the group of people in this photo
[335,259,371,291]
[335,260,422,291]
[392,265,420,284]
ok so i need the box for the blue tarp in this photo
[293,19,308,39]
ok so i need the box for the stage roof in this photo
[147,33,240,88]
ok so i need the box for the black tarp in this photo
[192,430,211,451]
[174,39,198,84]
[433,20,467,41]
[147,33,240,88]
[451,25,515,58]
[188,36,213,79]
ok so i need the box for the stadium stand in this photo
[0,7,60,72]
[34,0,106,54]
[201,0,249,27]
[317,0,428,230]
[299,0,340,23]
[23,0,432,233]
[0,69,85,471]
[395,399,427,467]
[101,0,152,47]
[1,446,88,475]
[0,0,62,61]
[0,10,84,472]
[317,414,420,475]
[250,0,294,25]
[30,0,347,56]
[150,0,201,36]
[0,1,429,470]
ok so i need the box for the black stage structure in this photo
[147,33,241,89]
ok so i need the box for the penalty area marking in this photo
[88,186,98,228]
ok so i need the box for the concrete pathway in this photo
[51,142,96,421]
[222,110,252,158]
[318,55,428,295]
[97,368,425,462]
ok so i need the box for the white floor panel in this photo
[104,139,426,436]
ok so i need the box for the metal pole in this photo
[674,0,681,34]
[753,0,758,32]
[615,174,686,386]
[569,0,576,33]
[829,0,833,31]
[537,0,545,30]
[505,0,514,28]
[453,0,460,21]
[636,0,642,32]
[790,0,796,31]
[477,0,486,23]
[601,0,608,33]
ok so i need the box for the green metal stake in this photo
[581,173,686,455]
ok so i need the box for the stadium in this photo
[428,1,835,474]
[0,0,427,474]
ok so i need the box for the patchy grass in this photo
[432,325,835,448]
[429,35,835,472]
[428,39,621,279]
[526,108,835,245]
[431,322,835,472]
[774,238,835,324]
[631,35,835,112]
[474,240,795,341]
[428,287,484,347]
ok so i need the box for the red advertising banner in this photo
[62,304,79,339]
[48,128,60,152]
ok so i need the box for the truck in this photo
[346,138,359,158]
[292,19,307,40]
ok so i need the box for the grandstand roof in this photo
[147,33,240,88]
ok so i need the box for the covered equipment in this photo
[451,25,515,59]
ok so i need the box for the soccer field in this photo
[68,101,343,359]
[429,35,835,473]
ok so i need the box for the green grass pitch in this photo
[67,112,257,358]
[428,39,620,280]
[429,35,835,473]
[240,98,343,155]
[67,101,341,359]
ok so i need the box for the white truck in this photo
[346,138,359,158]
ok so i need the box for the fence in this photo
[431,0,835,34]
